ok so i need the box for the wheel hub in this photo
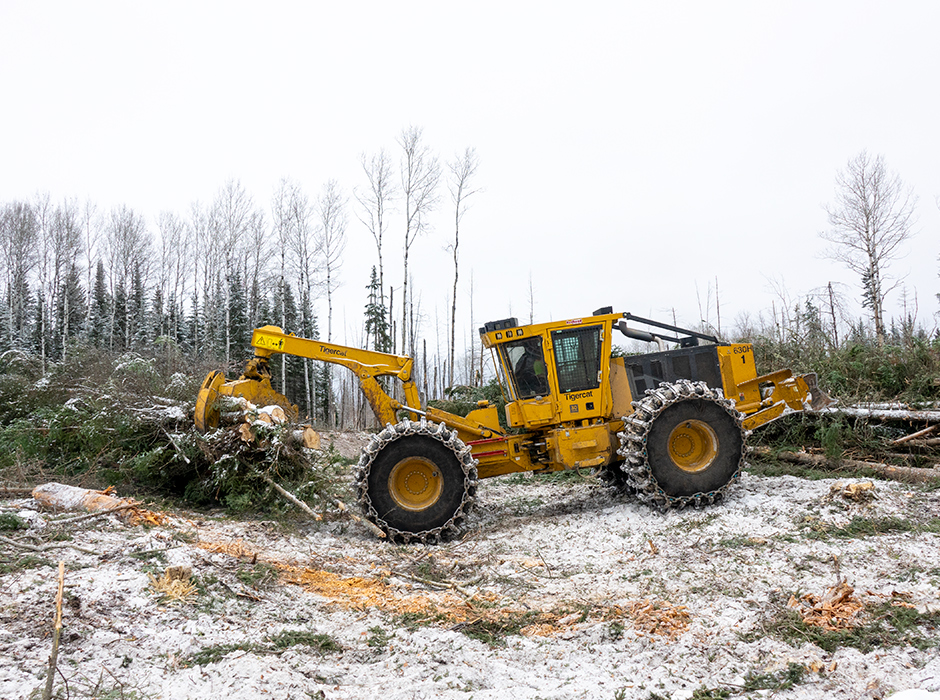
[388,457,443,511]
[667,419,719,473]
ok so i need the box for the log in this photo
[331,497,386,539]
[892,424,939,445]
[30,483,166,526]
[220,404,289,428]
[825,406,940,423]
[266,406,287,423]
[748,446,940,483]
[292,426,321,450]
[32,483,138,522]
[237,423,255,443]
[220,410,245,425]
[906,438,940,448]
[236,423,319,450]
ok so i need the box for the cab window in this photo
[552,326,601,394]
[500,337,550,399]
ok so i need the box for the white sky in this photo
[2,1,938,352]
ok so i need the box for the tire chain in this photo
[354,417,478,544]
[615,379,746,510]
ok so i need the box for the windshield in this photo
[500,337,550,399]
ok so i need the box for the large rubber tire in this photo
[618,380,745,509]
[597,458,634,493]
[645,399,743,497]
[356,420,477,543]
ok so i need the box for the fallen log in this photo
[892,424,939,445]
[31,483,167,525]
[825,406,940,423]
[32,483,138,521]
[905,438,940,448]
[747,446,940,484]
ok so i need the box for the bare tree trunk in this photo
[355,150,396,327]
[398,126,440,363]
[827,281,839,348]
[445,147,481,387]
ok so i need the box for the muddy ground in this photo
[2,432,940,700]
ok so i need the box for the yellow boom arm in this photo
[194,325,424,431]
[250,326,423,425]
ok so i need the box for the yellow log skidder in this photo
[195,308,830,543]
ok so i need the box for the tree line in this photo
[0,145,935,429]
[0,126,481,428]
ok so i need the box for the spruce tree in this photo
[364,266,390,352]
[54,263,86,359]
[185,290,201,355]
[130,264,148,350]
[30,290,47,363]
[151,288,165,341]
[207,276,226,361]
[227,271,250,361]
[88,260,110,348]
[165,290,179,346]
[112,283,128,352]
[2,279,32,352]
[275,282,307,413]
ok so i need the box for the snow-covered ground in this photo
[2,451,940,700]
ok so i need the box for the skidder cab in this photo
[195,310,829,543]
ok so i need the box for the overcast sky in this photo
[2,1,938,350]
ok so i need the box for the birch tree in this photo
[104,205,150,351]
[81,200,99,313]
[0,201,38,347]
[188,201,213,355]
[51,202,84,358]
[156,211,191,343]
[446,147,479,388]
[820,151,917,345]
[354,149,396,338]
[398,126,439,356]
[272,179,300,391]
[315,179,347,344]
[243,208,268,330]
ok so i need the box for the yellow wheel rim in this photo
[388,457,443,511]
[667,419,719,473]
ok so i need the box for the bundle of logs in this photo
[750,403,940,484]
[215,396,321,450]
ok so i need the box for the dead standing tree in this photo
[315,179,348,428]
[820,151,917,346]
[446,147,480,389]
[354,149,397,346]
[397,126,440,357]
